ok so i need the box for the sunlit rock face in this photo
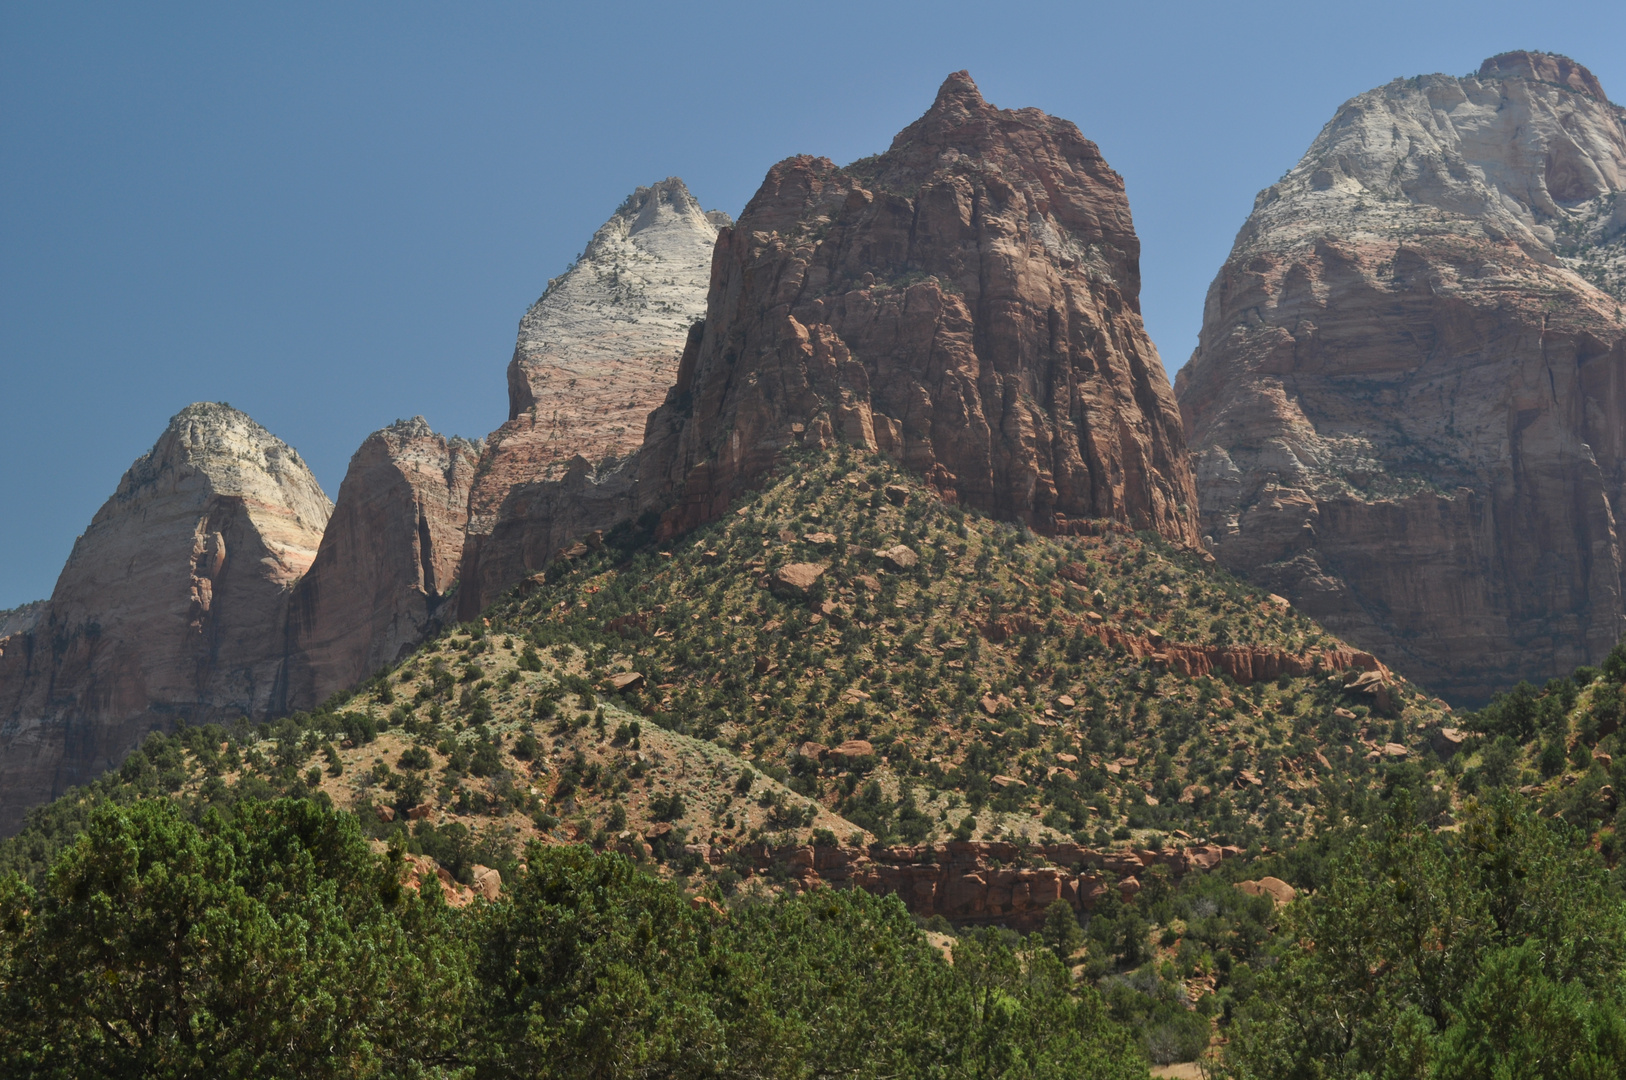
[282,417,480,708]
[459,73,1200,617]
[0,403,331,833]
[458,178,727,617]
[1177,52,1626,704]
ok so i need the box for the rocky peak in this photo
[282,418,479,707]
[1176,54,1626,703]
[0,403,332,833]
[636,70,1196,543]
[508,176,723,425]
[454,74,1200,618]
[1478,50,1608,102]
[465,177,725,546]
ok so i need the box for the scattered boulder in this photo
[1430,727,1467,757]
[375,804,397,823]
[830,739,876,760]
[883,484,909,506]
[1236,877,1296,906]
[770,562,828,599]
[470,864,502,902]
[879,544,919,572]
[691,895,728,917]
[407,803,434,821]
[606,671,645,692]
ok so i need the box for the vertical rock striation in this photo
[459,72,1198,615]
[638,70,1198,544]
[459,178,727,617]
[1176,52,1626,704]
[280,418,480,707]
[0,403,331,832]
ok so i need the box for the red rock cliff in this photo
[460,73,1198,615]
[1176,53,1626,704]
[280,418,480,708]
[638,71,1197,543]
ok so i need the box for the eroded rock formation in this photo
[460,72,1199,615]
[1176,51,1626,704]
[458,178,728,618]
[639,71,1198,543]
[280,418,480,707]
[0,403,331,832]
[724,839,1239,930]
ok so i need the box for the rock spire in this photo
[280,418,481,706]
[458,73,1199,616]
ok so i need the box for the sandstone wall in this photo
[0,404,331,832]
[280,418,480,708]
[1176,52,1626,704]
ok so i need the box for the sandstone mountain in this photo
[1176,51,1626,704]
[0,403,332,832]
[459,178,728,617]
[459,72,1199,615]
[280,418,481,708]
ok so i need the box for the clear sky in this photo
[3,1,1623,609]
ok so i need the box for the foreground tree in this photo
[0,799,470,1079]
[1223,793,1626,1079]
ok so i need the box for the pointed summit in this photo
[458,176,725,594]
[0,403,332,833]
[933,69,984,107]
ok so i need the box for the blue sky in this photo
[4,1,1624,608]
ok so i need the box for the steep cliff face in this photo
[1176,51,1626,704]
[638,71,1198,544]
[460,72,1198,615]
[458,178,727,618]
[0,403,331,832]
[281,418,480,708]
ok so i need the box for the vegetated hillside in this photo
[486,445,1454,850]
[3,445,1462,889]
[8,447,1626,1074]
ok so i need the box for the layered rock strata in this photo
[460,72,1199,615]
[1176,52,1626,704]
[280,418,480,707]
[459,179,728,617]
[0,403,331,832]
[720,839,1239,931]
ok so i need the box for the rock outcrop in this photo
[735,839,1237,931]
[1176,52,1626,704]
[0,601,44,641]
[0,403,331,833]
[280,418,480,707]
[459,72,1199,615]
[458,178,728,618]
[638,70,1198,544]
